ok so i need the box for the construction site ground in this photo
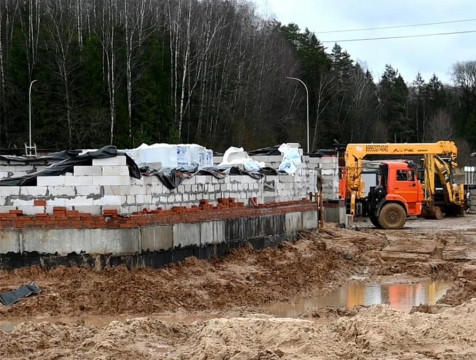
[1,215,476,359]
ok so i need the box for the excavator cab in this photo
[367,161,423,229]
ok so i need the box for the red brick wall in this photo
[0,198,317,230]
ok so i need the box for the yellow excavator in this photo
[342,141,465,222]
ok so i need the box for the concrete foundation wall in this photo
[323,200,347,225]
[0,211,316,257]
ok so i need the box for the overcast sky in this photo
[254,0,476,85]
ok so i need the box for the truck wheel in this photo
[369,214,382,228]
[378,203,406,229]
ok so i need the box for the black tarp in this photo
[142,164,277,190]
[247,145,282,156]
[0,146,141,186]
[0,283,41,306]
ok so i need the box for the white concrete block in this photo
[46,198,66,207]
[21,206,46,215]
[92,176,131,186]
[195,176,207,184]
[74,205,102,215]
[127,185,146,195]
[103,185,123,196]
[0,165,35,172]
[65,176,93,186]
[38,176,65,186]
[142,176,155,185]
[92,156,127,166]
[11,199,34,206]
[130,177,145,185]
[76,186,101,196]
[74,165,102,176]
[0,205,15,213]
[184,177,196,185]
[93,196,122,206]
[64,197,94,206]
[135,194,152,204]
[48,186,76,197]
[20,186,48,197]
[101,165,130,176]
[0,186,21,197]
[124,205,138,213]
[145,185,154,195]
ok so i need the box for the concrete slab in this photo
[173,223,200,248]
[200,221,225,245]
[92,156,127,166]
[383,239,438,255]
[302,211,318,229]
[0,230,21,253]
[141,225,173,251]
[22,228,140,255]
[285,212,302,233]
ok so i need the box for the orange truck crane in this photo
[342,141,465,229]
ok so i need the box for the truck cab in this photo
[367,161,424,229]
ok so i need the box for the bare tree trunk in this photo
[124,0,149,146]
[108,9,116,145]
[76,0,83,49]
[0,5,5,148]
[312,75,335,150]
[124,0,133,144]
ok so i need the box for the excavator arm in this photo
[423,154,465,216]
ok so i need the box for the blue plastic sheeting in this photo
[0,283,41,306]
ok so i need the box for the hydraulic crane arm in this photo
[344,141,459,214]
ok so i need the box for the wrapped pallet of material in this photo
[125,143,213,169]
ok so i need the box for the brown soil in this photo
[1,215,476,359]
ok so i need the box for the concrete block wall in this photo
[0,155,319,216]
[306,156,340,201]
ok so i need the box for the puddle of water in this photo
[267,280,453,317]
[0,281,453,332]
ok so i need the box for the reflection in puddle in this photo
[0,281,453,332]
[267,280,453,317]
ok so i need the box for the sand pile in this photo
[1,300,475,359]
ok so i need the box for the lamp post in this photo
[28,79,38,156]
[286,77,309,154]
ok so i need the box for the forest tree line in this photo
[1,0,476,160]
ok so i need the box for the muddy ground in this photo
[1,215,476,359]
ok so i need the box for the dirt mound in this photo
[2,300,475,359]
[439,262,476,306]
[0,237,356,318]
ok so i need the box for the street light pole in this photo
[286,77,309,154]
[28,79,38,155]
